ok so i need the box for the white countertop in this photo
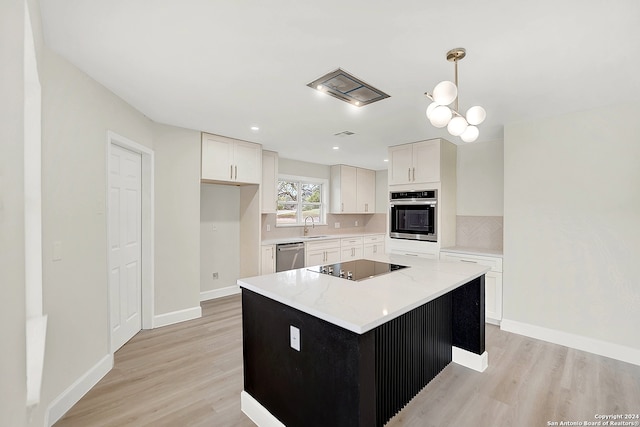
[262,232,384,246]
[238,254,490,334]
[440,246,503,258]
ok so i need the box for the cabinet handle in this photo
[235,165,238,180]
[408,168,411,181]
[412,167,415,181]
[459,259,478,263]
[373,245,377,254]
[341,203,344,212]
[230,165,233,180]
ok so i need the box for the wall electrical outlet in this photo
[355,220,358,227]
[335,222,340,229]
[290,325,300,351]
[212,272,219,279]
[266,224,271,232]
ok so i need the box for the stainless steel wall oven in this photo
[389,190,437,242]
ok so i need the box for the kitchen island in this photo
[238,254,490,427]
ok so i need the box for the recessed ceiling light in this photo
[250,126,259,131]
[317,85,324,90]
[333,146,339,150]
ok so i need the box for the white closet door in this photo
[109,144,142,352]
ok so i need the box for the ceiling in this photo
[39,0,640,170]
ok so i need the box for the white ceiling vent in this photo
[308,68,390,107]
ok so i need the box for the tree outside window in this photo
[277,178,324,225]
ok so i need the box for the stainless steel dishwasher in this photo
[276,242,305,272]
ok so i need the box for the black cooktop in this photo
[307,259,409,282]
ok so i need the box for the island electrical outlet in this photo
[290,325,300,351]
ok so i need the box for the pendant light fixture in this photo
[425,48,486,143]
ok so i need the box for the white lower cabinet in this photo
[305,239,341,266]
[363,234,385,258]
[439,251,503,324]
[390,249,438,259]
[484,271,503,323]
[261,245,276,275]
[340,237,364,261]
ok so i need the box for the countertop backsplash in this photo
[455,216,503,252]
[261,213,386,242]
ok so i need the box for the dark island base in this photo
[242,275,485,427]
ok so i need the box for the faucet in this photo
[304,216,315,236]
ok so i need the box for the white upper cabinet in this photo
[356,168,376,213]
[201,132,261,184]
[388,143,414,185]
[330,165,376,214]
[388,140,441,185]
[261,150,278,213]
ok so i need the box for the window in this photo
[277,175,327,226]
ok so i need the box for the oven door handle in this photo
[390,201,436,206]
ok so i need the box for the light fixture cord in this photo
[454,58,459,113]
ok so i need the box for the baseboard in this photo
[241,391,285,427]
[501,318,640,367]
[200,285,240,302]
[153,305,202,328]
[452,347,488,372]
[46,354,113,426]
[486,318,501,326]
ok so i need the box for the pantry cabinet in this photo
[330,165,376,213]
[201,132,261,184]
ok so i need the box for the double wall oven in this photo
[389,190,437,242]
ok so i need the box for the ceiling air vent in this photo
[334,131,355,136]
[307,68,390,107]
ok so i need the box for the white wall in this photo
[504,103,640,355]
[153,124,202,315]
[279,157,330,179]
[200,184,240,291]
[375,169,388,213]
[456,139,504,216]
[39,46,154,426]
[0,0,27,425]
[29,27,201,427]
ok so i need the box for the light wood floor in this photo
[56,295,640,427]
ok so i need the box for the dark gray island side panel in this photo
[242,289,376,427]
[452,275,486,355]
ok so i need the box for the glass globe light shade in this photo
[466,106,486,125]
[432,81,457,106]
[460,125,479,142]
[429,105,452,128]
[447,116,468,136]
[426,102,438,120]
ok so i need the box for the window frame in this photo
[276,174,328,227]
